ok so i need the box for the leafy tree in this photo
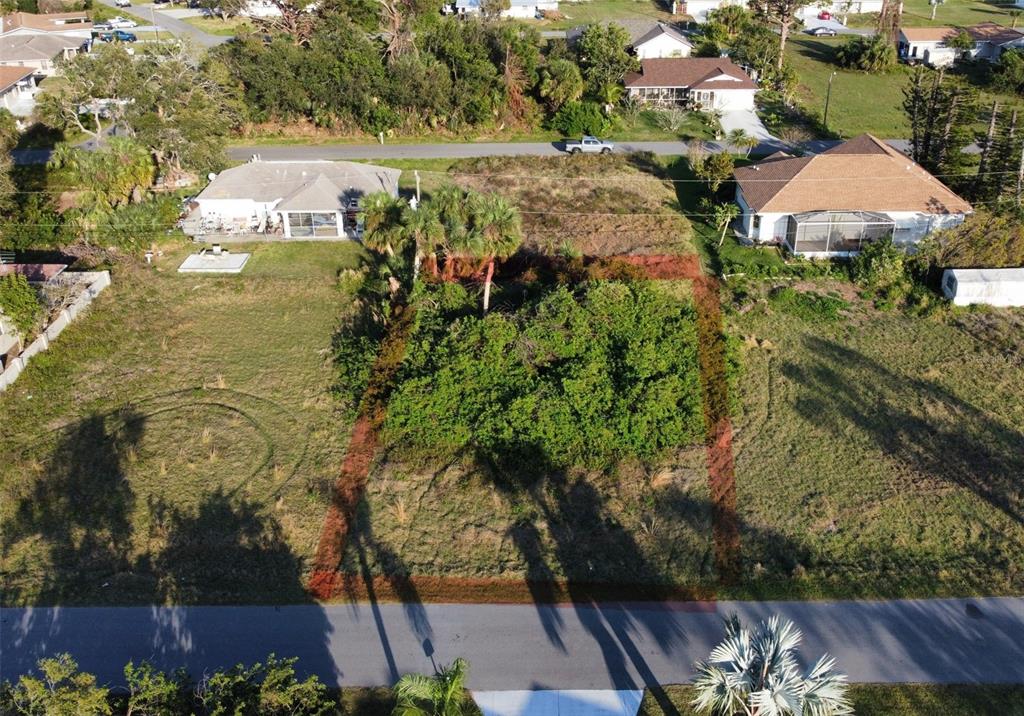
[835,34,897,72]
[1,194,62,250]
[747,0,811,72]
[700,20,731,46]
[577,22,639,104]
[0,273,43,337]
[947,29,975,55]
[550,100,610,136]
[729,22,793,91]
[706,4,751,34]
[122,661,192,716]
[403,201,445,279]
[480,0,509,18]
[198,654,333,715]
[49,138,154,212]
[34,43,135,143]
[695,151,735,194]
[539,58,584,111]
[196,0,248,20]
[1,653,110,716]
[711,202,740,246]
[992,48,1024,95]
[692,615,852,716]
[466,192,523,311]
[393,658,471,716]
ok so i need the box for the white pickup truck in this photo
[565,136,614,154]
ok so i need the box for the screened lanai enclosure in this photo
[784,211,896,255]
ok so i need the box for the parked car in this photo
[92,21,113,30]
[808,26,838,36]
[565,136,614,154]
[817,10,832,19]
[108,16,138,27]
[115,0,132,7]
[97,29,137,42]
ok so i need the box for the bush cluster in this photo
[0,273,43,336]
[769,286,849,323]
[383,281,708,470]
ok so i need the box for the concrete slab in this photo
[177,251,250,273]
[474,690,644,716]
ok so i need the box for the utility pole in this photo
[152,6,160,42]
[414,170,421,204]
[823,71,836,132]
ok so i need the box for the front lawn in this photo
[638,684,1024,715]
[726,279,1024,599]
[0,241,366,606]
[848,0,1017,27]
[530,0,677,30]
[181,14,254,35]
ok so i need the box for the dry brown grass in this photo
[431,154,694,257]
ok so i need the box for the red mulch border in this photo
[307,254,739,603]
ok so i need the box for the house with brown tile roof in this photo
[733,134,972,257]
[623,57,756,111]
[0,11,92,38]
[898,22,1024,66]
[0,65,35,116]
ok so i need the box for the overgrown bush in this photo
[769,286,848,322]
[550,100,610,136]
[0,194,62,250]
[0,653,335,716]
[852,237,912,309]
[384,281,710,470]
[915,210,1024,270]
[0,273,43,336]
[835,35,898,73]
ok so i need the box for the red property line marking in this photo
[307,253,738,601]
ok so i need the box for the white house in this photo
[631,22,693,58]
[897,26,959,66]
[452,0,558,18]
[190,159,401,240]
[623,57,756,111]
[942,267,1024,307]
[0,11,92,39]
[679,0,881,23]
[0,32,84,76]
[733,134,972,257]
[0,65,35,117]
[962,22,1024,61]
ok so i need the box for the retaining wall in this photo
[0,271,111,392]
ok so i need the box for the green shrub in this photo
[0,273,43,336]
[852,237,912,307]
[769,286,849,322]
[385,281,707,470]
[835,35,898,73]
[550,100,610,136]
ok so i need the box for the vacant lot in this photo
[0,242,365,605]
[727,282,1024,599]
[848,0,1016,27]
[786,36,1024,139]
[396,153,694,257]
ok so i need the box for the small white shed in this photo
[942,267,1024,307]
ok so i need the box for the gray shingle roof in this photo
[196,161,401,208]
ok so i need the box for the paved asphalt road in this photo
[3,597,1023,689]
[96,0,228,47]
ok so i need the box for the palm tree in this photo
[402,201,445,279]
[359,192,408,257]
[467,192,523,312]
[393,658,471,716]
[692,615,852,716]
[726,128,759,159]
[431,184,471,280]
[712,202,741,248]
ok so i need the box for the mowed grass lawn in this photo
[728,282,1024,599]
[848,0,1018,27]
[638,684,1024,715]
[785,36,1024,139]
[785,36,913,138]
[528,0,676,29]
[181,14,255,35]
[0,241,365,606]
